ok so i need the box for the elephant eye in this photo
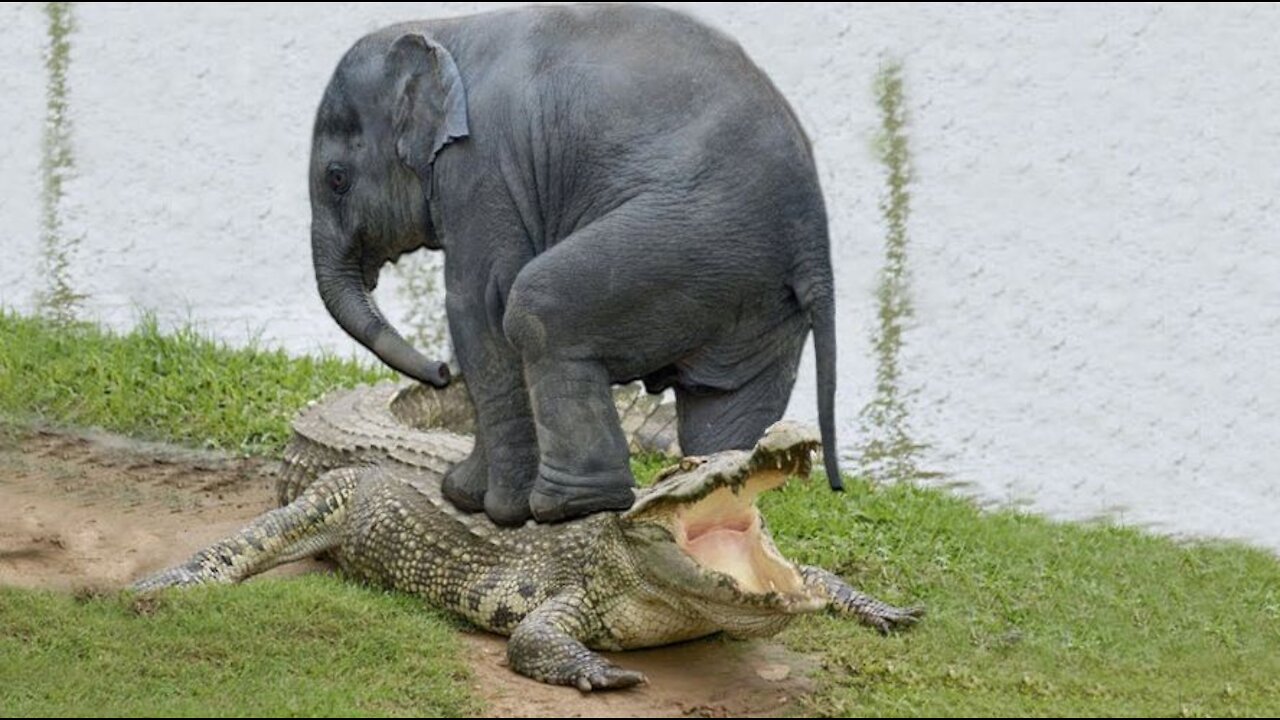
[326,164,351,195]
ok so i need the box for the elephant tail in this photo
[798,276,843,492]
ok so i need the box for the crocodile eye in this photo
[326,164,351,195]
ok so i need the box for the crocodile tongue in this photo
[624,422,822,598]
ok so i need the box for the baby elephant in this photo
[309,4,843,525]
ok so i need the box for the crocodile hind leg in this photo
[800,565,925,634]
[507,594,647,692]
[131,467,362,592]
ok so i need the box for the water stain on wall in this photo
[37,1,83,323]
[856,62,934,484]
[392,251,451,363]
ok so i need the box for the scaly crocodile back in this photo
[137,380,921,681]
[278,380,681,508]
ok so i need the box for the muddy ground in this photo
[0,426,816,717]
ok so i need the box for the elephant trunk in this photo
[314,249,451,388]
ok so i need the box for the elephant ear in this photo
[388,33,469,193]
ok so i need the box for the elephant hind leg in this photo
[675,327,806,455]
[441,432,488,513]
[676,380,791,456]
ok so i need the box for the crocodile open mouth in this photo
[673,470,805,596]
[623,421,821,599]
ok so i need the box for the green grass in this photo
[2,313,1279,716]
[0,576,475,717]
[763,479,1280,716]
[0,311,391,453]
[630,450,672,486]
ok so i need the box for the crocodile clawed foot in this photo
[575,663,648,692]
[800,565,925,635]
[508,594,648,691]
[865,603,926,635]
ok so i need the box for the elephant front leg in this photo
[441,430,489,513]
[443,288,539,526]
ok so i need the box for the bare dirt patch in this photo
[464,632,814,718]
[0,426,327,590]
[0,425,817,717]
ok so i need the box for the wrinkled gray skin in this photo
[311,4,842,526]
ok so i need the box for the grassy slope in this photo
[2,312,1279,716]
[0,578,475,717]
[0,313,391,453]
[766,482,1280,716]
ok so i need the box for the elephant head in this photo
[308,32,469,387]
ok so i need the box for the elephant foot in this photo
[484,485,534,527]
[529,464,636,524]
[442,453,487,513]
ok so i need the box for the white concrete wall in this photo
[1,3,1277,550]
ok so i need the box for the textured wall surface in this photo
[1,3,1277,550]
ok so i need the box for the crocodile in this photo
[134,381,921,691]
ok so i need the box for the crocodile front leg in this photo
[800,565,925,634]
[131,467,361,592]
[507,594,648,691]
